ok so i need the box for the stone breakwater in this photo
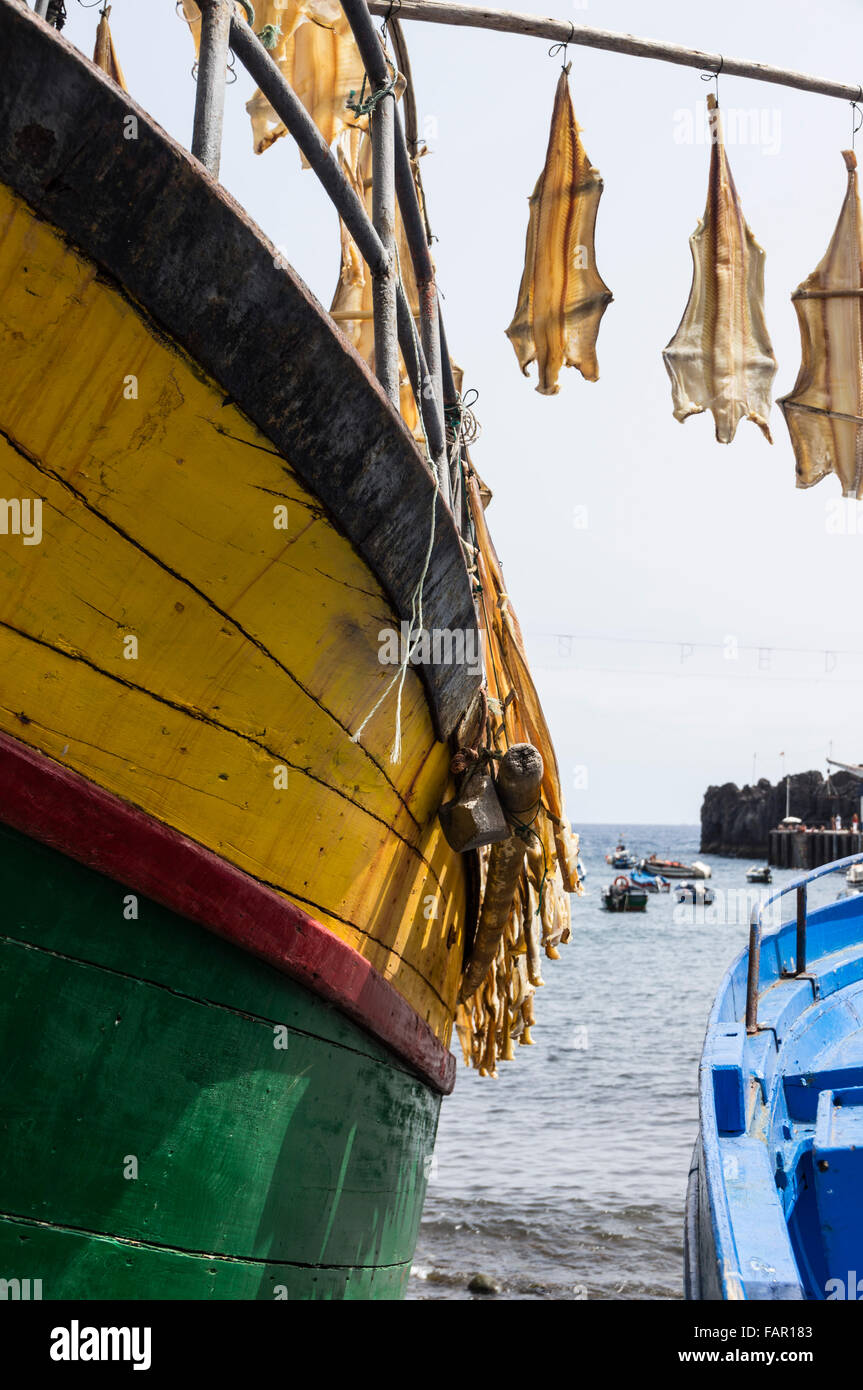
[700,770,863,857]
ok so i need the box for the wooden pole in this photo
[192,0,231,179]
[366,1,863,104]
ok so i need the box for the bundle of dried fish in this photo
[454,460,581,1076]
[778,150,863,496]
[663,95,776,443]
[506,66,612,393]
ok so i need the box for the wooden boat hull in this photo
[0,818,439,1299]
[686,888,863,1299]
[0,2,477,1299]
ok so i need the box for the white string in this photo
[349,246,442,763]
[350,471,440,761]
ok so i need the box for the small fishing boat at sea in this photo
[686,852,863,1299]
[640,855,712,879]
[606,841,637,869]
[674,881,715,906]
[602,876,648,912]
[746,865,773,884]
[630,867,670,892]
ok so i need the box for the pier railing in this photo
[745,850,863,1034]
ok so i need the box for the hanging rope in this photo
[347,59,398,118]
[853,93,863,149]
[257,23,282,50]
[507,798,550,918]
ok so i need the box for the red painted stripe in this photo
[0,731,455,1094]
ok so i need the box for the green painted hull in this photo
[0,824,440,1300]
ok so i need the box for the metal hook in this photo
[380,0,400,42]
[853,93,863,149]
[548,21,575,71]
[700,52,723,102]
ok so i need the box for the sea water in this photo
[408,822,852,1300]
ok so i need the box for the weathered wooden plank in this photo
[0,738,458,1087]
[0,1217,412,1299]
[0,1,481,737]
[0,822,442,1294]
[0,185,471,1039]
[0,820,423,1073]
[0,941,438,1263]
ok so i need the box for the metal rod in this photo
[192,0,232,179]
[745,907,761,1036]
[370,92,400,407]
[229,15,387,273]
[795,884,807,975]
[33,1,50,18]
[366,1,863,104]
[340,0,449,498]
[230,12,444,460]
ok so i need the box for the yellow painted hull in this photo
[0,181,466,1040]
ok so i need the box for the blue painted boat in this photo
[630,868,670,892]
[686,852,863,1300]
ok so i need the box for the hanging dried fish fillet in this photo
[93,5,127,90]
[663,96,776,443]
[506,66,612,393]
[778,150,863,496]
[244,1,373,160]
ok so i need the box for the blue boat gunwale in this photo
[693,852,863,1301]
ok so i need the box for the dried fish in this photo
[506,66,612,393]
[663,96,777,444]
[93,5,127,91]
[778,150,863,496]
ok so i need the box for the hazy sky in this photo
[55,0,863,821]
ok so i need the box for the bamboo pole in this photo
[192,0,231,178]
[366,1,863,104]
